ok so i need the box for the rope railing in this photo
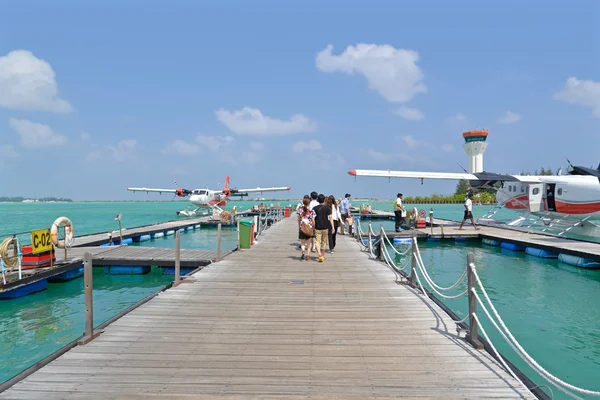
[368,230,600,399]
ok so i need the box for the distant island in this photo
[0,197,73,203]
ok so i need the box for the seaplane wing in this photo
[230,186,291,196]
[347,169,542,183]
[127,187,192,196]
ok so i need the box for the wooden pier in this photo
[0,216,535,399]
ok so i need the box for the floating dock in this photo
[356,209,600,263]
[0,216,535,399]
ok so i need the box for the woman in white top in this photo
[328,195,342,253]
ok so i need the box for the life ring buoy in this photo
[51,216,74,249]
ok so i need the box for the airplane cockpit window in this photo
[521,186,525,193]
[532,188,540,195]
[509,186,512,192]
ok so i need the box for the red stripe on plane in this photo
[555,200,600,214]
[505,195,528,210]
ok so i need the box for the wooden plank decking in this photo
[0,216,535,399]
[58,246,222,267]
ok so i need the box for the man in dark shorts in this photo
[458,193,480,230]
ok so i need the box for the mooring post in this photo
[216,222,222,261]
[63,226,67,262]
[174,230,181,286]
[78,252,98,345]
[410,233,417,287]
[466,253,484,349]
[237,220,241,250]
[379,224,385,262]
[430,208,434,235]
[368,221,372,254]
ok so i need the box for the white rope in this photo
[472,289,578,400]
[414,241,467,292]
[472,313,533,396]
[471,264,600,397]
[413,254,468,300]
[380,229,411,255]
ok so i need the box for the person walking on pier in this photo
[339,193,352,235]
[328,195,341,253]
[458,193,480,230]
[298,197,316,261]
[313,194,334,262]
[297,195,310,249]
[393,193,406,232]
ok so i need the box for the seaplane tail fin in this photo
[347,169,542,183]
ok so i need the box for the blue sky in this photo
[0,0,598,200]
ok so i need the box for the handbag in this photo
[300,223,314,237]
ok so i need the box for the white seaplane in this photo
[128,176,290,217]
[348,162,600,238]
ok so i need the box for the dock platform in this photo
[0,216,535,398]
[59,245,222,267]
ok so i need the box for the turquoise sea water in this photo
[1,201,599,398]
[0,200,265,384]
[385,239,600,399]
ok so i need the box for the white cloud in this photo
[0,145,19,159]
[107,140,136,162]
[88,139,137,162]
[497,111,522,124]
[292,139,322,153]
[394,106,424,121]
[0,50,72,113]
[453,113,467,121]
[9,118,68,148]
[316,43,427,103]
[80,132,91,141]
[216,107,317,136]
[198,135,234,151]
[554,77,600,117]
[368,148,398,162]
[402,135,429,149]
[441,144,454,152]
[248,142,264,151]
[164,135,234,156]
[164,139,202,155]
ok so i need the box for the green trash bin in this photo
[239,219,254,249]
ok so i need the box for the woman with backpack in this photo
[298,197,316,261]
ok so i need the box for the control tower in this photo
[462,130,488,173]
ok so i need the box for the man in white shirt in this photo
[458,193,480,230]
[308,191,319,211]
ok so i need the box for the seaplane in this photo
[127,176,291,217]
[347,161,600,239]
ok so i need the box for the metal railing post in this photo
[174,230,181,286]
[466,253,483,349]
[237,220,241,250]
[368,221,372,254]
[78,252,99,345]
[216,223,222,261]
[410,233,417,287]
[379,225,385,261]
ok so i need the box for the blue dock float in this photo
[48,265,84,282]
[133,234,151,243]
[392,237,413,244]
[558,253,600,269]
[151,232,164,239]
[194,224,201,229]
[0,279,48,300]
[165,230,175,236]
[161,266,196,275]
[427,237,441,242]
[482,238,500,246]
[500,242,526,252]
[184,226,193,231]
[104,265,152,275]
[525,247,559,259]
